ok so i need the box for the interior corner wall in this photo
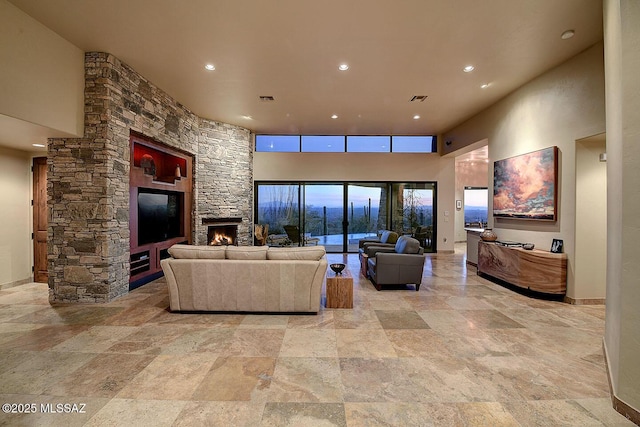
[0,0,84,137]
[0,147,32,287]
[604,0,640,417]
[48,52,252,303]
[442,42,606,300]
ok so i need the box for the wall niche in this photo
[129,131,193,289]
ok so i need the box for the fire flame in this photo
[210,232,234,246]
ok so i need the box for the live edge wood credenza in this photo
[477,241,567,295]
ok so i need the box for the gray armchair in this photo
[358,230,400,278]
[358,230,399,249]
[366,236,426,291]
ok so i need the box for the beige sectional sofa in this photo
[160,244,327,313]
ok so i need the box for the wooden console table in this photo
[477,241,567,294]
[326,268,354,308]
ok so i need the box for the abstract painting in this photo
[493,146,558,220]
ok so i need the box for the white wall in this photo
[604,0,640,415]
[0,0,84,136]
[575,136,607,301]
[0,147,34,287]
[442,42,606,300]
[254,151,456,252]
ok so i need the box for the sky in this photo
[304,185,434,209]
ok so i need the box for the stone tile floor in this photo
[0,246,634,426]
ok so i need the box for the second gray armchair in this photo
[366,236,426,291]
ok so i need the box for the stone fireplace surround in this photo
[47,52,253,303]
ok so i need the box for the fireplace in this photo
[204,217,242,246]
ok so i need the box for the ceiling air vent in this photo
[409,95,428,102]
[259,95,275,101]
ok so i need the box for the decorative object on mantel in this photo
[480,228,498,242]
[330,263,346,274]
[175,164,181,179]
[523,243,535,250]
[140,154,156,176]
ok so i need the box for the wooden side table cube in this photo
[326,268,353,309]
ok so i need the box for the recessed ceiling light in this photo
[481,83,490,89]
[32,143,45,148]
[561,30,575,40]
[463,65,475,73]
[331,114,338,119]
[413,115,420,120]
[338,64,349,71]
[205,64,215,71]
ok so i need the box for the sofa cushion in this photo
[267,245,326,261]
[226,245,268,260]
[168,244,226,259]
[395,236,421,254]
[380,230,399,244]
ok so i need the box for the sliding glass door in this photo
[347,183,388,252]
[391,183,436,252]
[255,181,435,252]
[255,184,300,246]
[303,184,344,252]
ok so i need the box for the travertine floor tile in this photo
[261,402,346,427]
[345,402,462,427]
[279,329,337,357]
[252,357,344,403]
[46,352,156,398]
[173,401,265,426]
[116,353,216,400]
[85,398,186,426]
[336,329,397,358]
[191,356,276,401]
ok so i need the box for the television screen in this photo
[138,191,181,245]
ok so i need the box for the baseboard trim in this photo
[0,277,32,290]
[563,296,606,305]
[603,339,640,425]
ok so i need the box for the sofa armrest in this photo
[358,238,381,249]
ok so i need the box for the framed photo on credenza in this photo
[550,239,564,253]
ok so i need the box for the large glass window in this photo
[301,136,345,152]
[392,136,436,153]
[347,183,388,251]
[256,184,300,246]
[256,134,436,152]
[391,183,436,251]
[256,181,436,253]
[255,135,300,152]
[463,187,488,228]
[346,136,391,152]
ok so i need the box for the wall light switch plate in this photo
[444,210,450,216]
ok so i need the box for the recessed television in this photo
[137,190,182,245]
[493,146,558,221]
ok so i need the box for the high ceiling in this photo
[7,0,603,151]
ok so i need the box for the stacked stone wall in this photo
[48,52,252,303]
[196,120,253,245]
